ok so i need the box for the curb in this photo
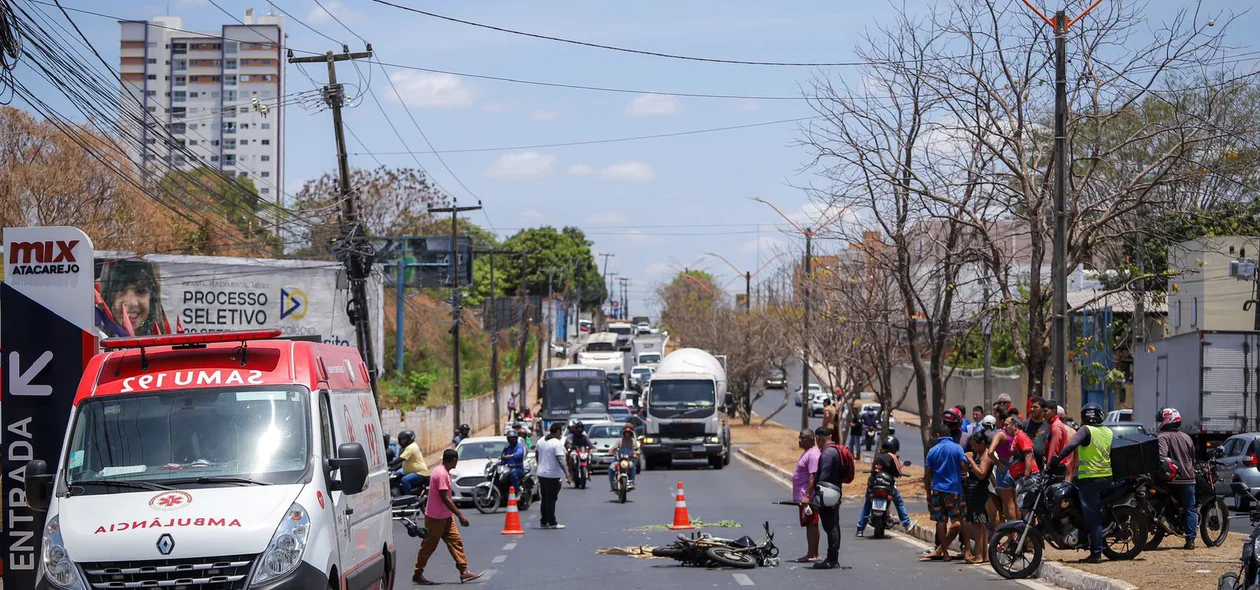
[903,524,1138,590]
[734,447,926,502]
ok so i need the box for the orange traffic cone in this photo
[668,481,694,530]
[501,487,525,535]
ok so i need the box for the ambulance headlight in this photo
[41,516,86,590]
[253,503,311,584]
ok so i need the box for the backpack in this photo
[825,443,856,485]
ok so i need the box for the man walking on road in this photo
[413,449,482,585]
[536,422,572,529]
[812,425,855,570]
[793,428,822,562]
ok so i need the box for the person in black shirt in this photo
[846,408,863,459]
[962,429,994,564]
[813,426,855,570]
[855,436,912,537]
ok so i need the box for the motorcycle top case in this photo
[1109,432,1160,479]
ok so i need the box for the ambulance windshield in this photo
[65,388,310,490]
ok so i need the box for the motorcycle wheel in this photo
[1147,525,1165,549]
[618,482,628,504]
[1200,497,1230,547]
[1102,506,1147,561]
[651,545,688,559]
[518,487,532,511]
[473,486,501,515]
[872,514,886,539]
[705,547,757,569]
[988,527,1043,579]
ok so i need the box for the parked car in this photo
[450,436,538,504]
[1105,408,1134,423]
[808,389,832,417]
[1103,421,1148,439]
[795,383,824,407]
[550,341,569,358]
[1214,432,1260,510]
[765,368,787,389]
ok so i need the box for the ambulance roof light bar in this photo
[103,329,284,350]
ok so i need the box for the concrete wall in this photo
[380,360,539,454]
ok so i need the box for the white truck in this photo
[1134,330,1260,453]
[641,348,732,470]
[578,332,628,393]
[631,334,665,367]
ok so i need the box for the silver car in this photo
[1215,433,1260,509]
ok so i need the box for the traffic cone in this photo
[501,487,525,535]
[668,481,694,530]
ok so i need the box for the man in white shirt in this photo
[535,422,572,529]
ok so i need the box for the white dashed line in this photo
[502,543,517,551]
[481,569,497,582]
[733,573,754,586]
[491,555,507,564]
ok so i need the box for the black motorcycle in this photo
[1143,461,1230,548]
[1219,483,1260,590]
[389,472,429,517]
[866,459,912,539]
[651,521,780,569]
[988,469,1148,579]
[473,460,534,514]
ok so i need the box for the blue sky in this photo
[14,0,1255,317]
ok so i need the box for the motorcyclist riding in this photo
[1156,407,1199,549]
[501,430,527,492]
[1048,402,1112,564]
[452,423,471,448]
[565,421,592,474]
[608,424,639,492]
[390,430,430,496]
[855,435,912,536]
[861,405,879,430]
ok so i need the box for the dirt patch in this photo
[908,511,1242,589]
[731,421,927,497]
[597,546,668,559]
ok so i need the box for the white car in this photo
[808,387,833,417]
[450,436,537,504]
[795,383,825,407]
[630,365,655,390]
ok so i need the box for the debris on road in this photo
[597,546,668,559]
[634,519,742,530]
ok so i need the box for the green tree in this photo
[157,167,281,251]
[290,166,449,257]
[493,226,605,309]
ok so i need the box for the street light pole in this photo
[801,232,813,430]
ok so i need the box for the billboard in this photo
[92,252,384,369]
[371,236,473,289]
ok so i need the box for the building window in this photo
[170,123,186,134]
[171,107,186,119]
[146,41,156,48]
[239,74,250,82]
[225,59,237,69]
[259,139,269,145]
[1175,300,1182,328]
[188,123,198,130]
[260,75,273,82]
[260,188,270,194]
[172,91,186,102]
[147,58,157,64]
[260,155,270,162]
[224,75,237,86]
[211,155,219,162]
[146,106,157,112]
[146,90,156,97]
[172,42,186,54]
[240,123,249,129]
[261,123,270,129]
[238,172,248,178]
[224,139,236,149]
[146,74,157,80]
[239,106,250,113]
[174,59,186,71]
[188,140,197,145]
[224,41,237,54]
[211,140,219,146]
[188,92,199,98]
[261,171,270,178]
[224,154,236,166]
[224,90,237,102]
[240,155,249,162]
[239,139,249,145]
[1192,297,1199,327]
[174,75,186,86]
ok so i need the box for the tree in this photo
[290,165,449,257]
[157,168,281,251]
[495,227,605,309]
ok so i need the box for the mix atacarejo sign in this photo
[2,227,96,587]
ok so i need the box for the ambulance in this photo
[24,329,396,590]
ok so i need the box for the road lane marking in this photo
[733,573,754,586]
[503,542,517,550]
[491,555,507,564]
[482,569,497,582]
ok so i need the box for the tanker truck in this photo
[641,348,732,470]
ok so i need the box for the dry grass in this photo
[909,510,1243,589]
[732,421,927,497]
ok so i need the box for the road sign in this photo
[2,227,95,586]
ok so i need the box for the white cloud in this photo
[307,0,355,23]
[530,108,560,121]
[735,98,761,113]
[625,93,681,116]
[645,262,672,276]
[483,152,555,180]
[621,229,661,246]
[569,161,657,182]
[738,236,786,254]
[515,209,548,226]
[385,71,475,109]
[599,161,656,182]
[791,201,857,228]
[585,212,631,225]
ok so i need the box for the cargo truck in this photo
[1134,330,1260,454]
[641,348,732,470]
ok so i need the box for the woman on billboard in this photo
[95,259,178,337]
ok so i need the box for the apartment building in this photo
[119,9,284,209]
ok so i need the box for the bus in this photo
[539,366,612,430]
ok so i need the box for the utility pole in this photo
[982,273,993,410]
[745,271,751,313]
[518,255,531,406]
[489,252,500,434]
[618,277,631,320]
[599,253,615,320]
[428,203,483,433]
[1019,1,1104,405]
[801,233,813,430]
[395,239,407,377]
[289,46,379,397]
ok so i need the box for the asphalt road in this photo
[750,356,927,468]
[392,455,1054,589]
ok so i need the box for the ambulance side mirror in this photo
[25,460,52,512]
[329,443,369,495]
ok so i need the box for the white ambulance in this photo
[24,329,396,589]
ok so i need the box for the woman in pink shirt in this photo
[792,428,822,563]
[987,416,1039,523]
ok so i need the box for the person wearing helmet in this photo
[391,430,431,497]
[855,435,913,537]
[452,424,471,448]
[384,433,398,464]
[943,407,964,444]
[1157,407,1199,549]
[501,430,527,492]
[608,424,640,492]
[512,423,535,449]
[1049,402,1112,563]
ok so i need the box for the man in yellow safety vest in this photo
[1048,402,1111,563]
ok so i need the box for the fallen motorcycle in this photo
[1218,483,1260,589]
[651,521,780,569]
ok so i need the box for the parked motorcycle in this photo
[611,448,635,504]
[1218,482,1260,590]
[1143,460,1230,548]
[866,459,911,539]
[473,460,534,514]
[570,446,592,489]
[651,521,780,569]
[988,469,1148,579]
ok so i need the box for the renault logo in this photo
[157,533,175,556]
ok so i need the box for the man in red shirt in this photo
[1044,401,1077,480]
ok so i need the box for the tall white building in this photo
[119,9,284,210]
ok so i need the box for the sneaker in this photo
[1184,539,1196,550]
[551,523,566,530]
[811,561,838,570]
[460,571,484,584]
[1083,554,1103,564]
[902,519,917,530]
[539,523,554,529]
[412,573,436,586]
[855,529,865,538]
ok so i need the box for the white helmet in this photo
[981,415,998,429]
[814,482,843,508]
